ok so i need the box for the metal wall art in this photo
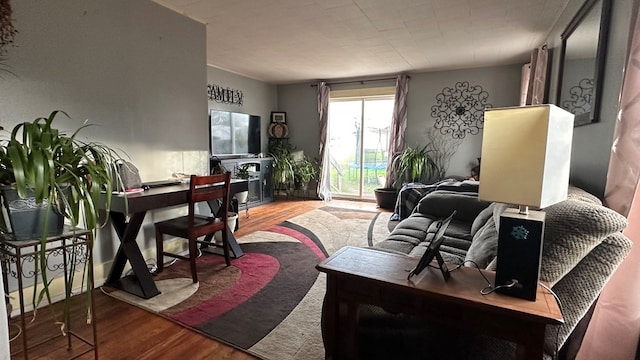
[207,83,244,106]
[561,78,593,116]
[431,81,492,139]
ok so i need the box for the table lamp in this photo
[478,104,574,301]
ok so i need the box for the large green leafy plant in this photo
[390,145,439,188]
[292,155,317,189]
[0,110,123,328]
[3,110,121,230]
[268,140,295,194]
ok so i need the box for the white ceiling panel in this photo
[152,0,571,84]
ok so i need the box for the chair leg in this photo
[221,228,231,267]
[244,202,250,218]
[155,227,164,273]
[188,237,198,283]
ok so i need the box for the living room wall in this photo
[276,64,522,185]
[207,66,278,156]
[546,0,635,198]
[277,0,636,200]
[0,0,206,287]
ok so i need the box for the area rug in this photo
[105,205,392,360]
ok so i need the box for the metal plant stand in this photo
[0,227,97,359]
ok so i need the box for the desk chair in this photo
[155,173,232,283]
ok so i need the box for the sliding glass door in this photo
[328,96,394,199]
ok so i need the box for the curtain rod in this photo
[310,76,408,87]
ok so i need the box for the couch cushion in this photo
[471,203,496,236]
[567,185,602,205]
[465,216,498,269]
[377,212,472,263]
[377,213,436,254]
[540,199,628,285]
[543,232,632,354]
[414,190,491,222]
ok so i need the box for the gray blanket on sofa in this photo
[391,179,480,221]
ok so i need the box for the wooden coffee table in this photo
[316,246,563,360]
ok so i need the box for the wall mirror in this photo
[556,0,611,126]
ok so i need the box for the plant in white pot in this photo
[0,110,124,328]
[234,164,250,217]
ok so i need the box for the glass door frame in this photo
[328,95,394,200]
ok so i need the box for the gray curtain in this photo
[317,81,331,201]
[384,74,409,188]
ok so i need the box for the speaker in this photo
[494,208,545,301]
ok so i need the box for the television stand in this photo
[214,157,274,208]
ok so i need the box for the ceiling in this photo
[152,0,571,84]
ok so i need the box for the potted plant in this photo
[234,164,250,217]
[236,164,251,181]
[391,145,439,186]
[0,110,124,326]
[374,145,439,210]
[292,155,317,191]
[268,141,295,196]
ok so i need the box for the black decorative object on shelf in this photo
[431,81,492,139]
[207,84,244,106]
[561,78,593,116]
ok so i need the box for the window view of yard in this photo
[328,97,394,198]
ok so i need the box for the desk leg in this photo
[106,212,161,299]
[515,324,545,360]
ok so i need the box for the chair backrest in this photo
[187,172,231,228]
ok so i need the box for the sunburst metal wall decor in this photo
[431,81,492,139]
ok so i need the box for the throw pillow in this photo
[470,203,495,237]
[540,199,628,285]
[567,185,602,205]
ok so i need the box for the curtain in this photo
[384,74,409,188]
[520,45,549,106]
[317,81,331,201]
[577,7,640,359]
[520,63,531,106]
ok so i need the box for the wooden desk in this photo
[316,246,563,360]
[104,180,248,299]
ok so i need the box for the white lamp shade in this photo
[478,104,574,208]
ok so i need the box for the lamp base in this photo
[495,208,545,301]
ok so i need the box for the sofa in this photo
[336,186,633,359]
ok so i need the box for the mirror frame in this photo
[556,0,611,126]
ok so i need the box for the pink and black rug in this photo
[106,206,391,359]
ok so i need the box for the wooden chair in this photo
[155,172,232,283]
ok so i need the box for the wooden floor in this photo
[8,197,384,360]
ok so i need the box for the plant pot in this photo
[214,212,239,244]
[374,187,398,210]
[0,187,64,241]
[235,190,249,204]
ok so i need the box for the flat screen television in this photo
[210,110,261,156]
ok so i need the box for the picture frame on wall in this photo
[271,112,286,123]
